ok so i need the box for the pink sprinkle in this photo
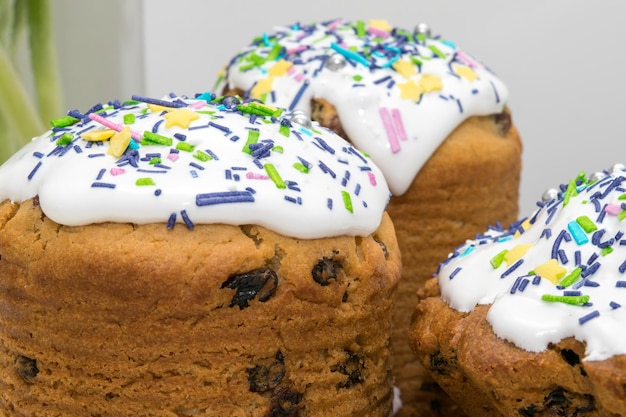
[246,172,269,180]
[391,108,408,141]
[167,153,179,162]
[110,168,125,176]
[327,19,342,31]
[293,73,305,83]
[456,51,478,68]
[606,203,621,216]
[367,26,390,38]
[188,101,206,109]
[379,107,400,154]
[287,45,308,55]
[367,172,377,186]
[89,113,142,141]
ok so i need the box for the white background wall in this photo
[51,0,626,216]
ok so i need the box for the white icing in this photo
[438,166,626,361]
[216,19,509,195]
[0,95,391,239]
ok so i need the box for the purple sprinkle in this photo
[166,213,177,229]
[204,149,219,160]
[88,153,106,158]
[518,278,530,292]
[174,133,187,141]
[188,124,210,131]
[27,161,43,180]
[510,276,522,294]
[616,281,626,288]
[297,156,312,169]
[73,145,83,154]
[313,136,336,154]
[91,182,116,189]
[195,191,255,206]
[564,290,582,296]
[96,168,106,180]
[225,170,232,180]
[373,75,392,85]
[587,253,599,265]
[354,183,361,196]
[33,151,44,159]
[154,189,162,196]
[230,135,240,142]
[574,250,582,266]
[532,275,542,285]
[284,195,298,204]
[540,228,552,239]
[582,262,601,278]
[180,209,194,230]
[619,260,626,273]
[318,161,336,178]
[327,198,333,210]
[131,94,186,108]
[449,267,462,279]
[583,280,600,287]
[557,249,569,264]
[288,79,309,111]
[152,119,164,133]
[189,162,205,171]
[137,169,167,174]
[209,121,231,134]
[610,301,622,309]
[578,310,600,325]
[245,187,256,194]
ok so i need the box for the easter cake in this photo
[0,94,401,416]
[216,18,522,415]
[409,165,626,416]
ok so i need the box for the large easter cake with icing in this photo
[216,18,522,416]
[409,165,626,416]
[0,94,401,416]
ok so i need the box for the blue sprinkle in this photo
[510,276,523,294]
[557,249,569,265]
[449,267,462,279]
[225,170,232,180]
[73,145,83,154]
[96,168,106,180]
[284,195,298,204]
[154,189,162,196]
[209,121,231,133]
[288,80,309,111]
[33,151,44,159]
[91,182,116,189]
[318,161,336,178]
[619,260,626,273]
[245,187,256,194]
[88,153,106,158]
[131,94,186,108]
[180,209,194,230]
[587,253,599,265]
[373,75,392,85]
[196,191,255,206]
[532,275,542,285]
[152,119,164,133]
[189,162,205,171]
[501,259,524,278]
[313,136,336,154]
[518,278,530,292]
[354,184,361,196]
[174,133,187,141]
[610,301,622,309]
[190,170,198,178]
[564,290,582,296]
[575,250,582,266]
[540,228,552,239]
[27,161,43,180]
[230,135,240,142]
[166,213,177,229]
[616,281,626,288]
[578,310,600,325]
[327,198,333,210]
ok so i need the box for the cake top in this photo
[437,164,626,361]
[0,94,390,239]
[215,18,509,195]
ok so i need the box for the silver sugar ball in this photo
[414,23,432,38]
[611,163,625,173]
[588,171,607,183]
[222,95,241,109]
[289,109,312,129]
[541,188,559,202]
[325,53,347,71]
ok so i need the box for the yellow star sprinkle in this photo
[163,108,200,129]
[534,259,567,285]
[107,126,132,158]
[504,244,533,265]
[454,65,479,82]
[418,74,443,92]
[514,218,533,238]
[392,59,417,78]
[251,77,274,99]
[147,103,170,113]
[269,59,293,77]
[397,80,423,101]
[81,129,116,142]
[368,19,393,32]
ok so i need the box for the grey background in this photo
[51,0,626,216]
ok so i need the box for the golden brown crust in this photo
[409,278,626,417]
[0,199,401,416]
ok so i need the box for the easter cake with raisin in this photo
[409,165,626,416]
[216,18,521,416]
[0,94,401,416]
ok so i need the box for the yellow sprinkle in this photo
[504,244,533,265]
[514,218,533,237]
[251,77,274,98]
[534,259,567,285]
[397,80,424,101]
[392,59,417,78]
[81,129,116,142]
[368,19,393,32]
[163,108,200,129]
[268,59,293,77]
[419,74,443,92]
[107,126,132,158]
[147,103,170,113]
[454,65,479,82]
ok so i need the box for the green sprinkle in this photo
[576,215,597,233]
[417,33,427,42]
[279,124,291,137]
[558,267,582,288]
[272,146,284,154]
[142,131,172,146]
[490,249,508,269]
[123,114,135,124]
[410,56,423,67]
[242,129,260,154]
[355,20,366,37]
[272,108,284,118]
[313,34,331,44]
[136,177,155,186]
[194,150,212,162]
[176,142,195,152]
[562,179,578,206]
[353,74,363,82]
[264,164,286,189]
[55,133,74,146]
[149,157,161,165]
[266,43,283,61]
[619,210,626,221]
[123,100,140,105]
[293,162,309,174]
[601,246,614,256]
[341,191,353,213]
[247,101,276,116]
[619,193,626,200]
[50,115,79,128]
[541,294,590,305]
